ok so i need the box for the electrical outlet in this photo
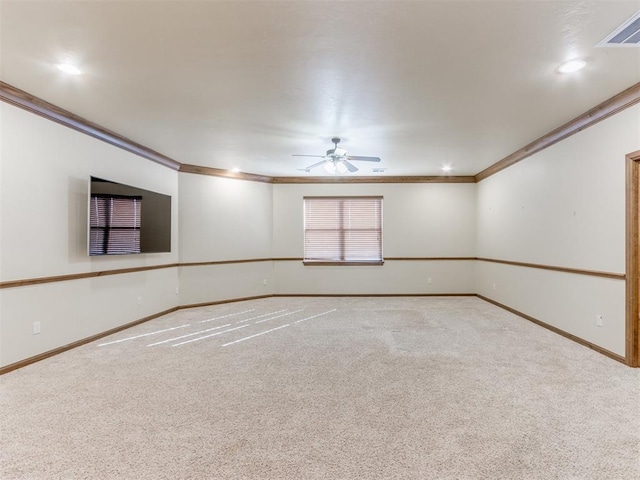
[596,315,603,327]
[263,279,268,286]
[33,322,41,335]
[137,296,143,305]
[492,282,497,290]
[175,286,179,295]
[427,277,433,284]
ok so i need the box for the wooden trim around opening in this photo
[478,295,626,365]
[475,82,640,182]
[625,150,640,367]
[477,257,625,280]
[0,81,181,171]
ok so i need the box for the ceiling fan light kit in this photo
[293,137,381,175]
[324,160,349,174]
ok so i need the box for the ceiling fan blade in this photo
[305,160,328,171]
[342,160,359,172]
[346,156,381,162]
[293,154,325,158]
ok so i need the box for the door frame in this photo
[625,149,640,367]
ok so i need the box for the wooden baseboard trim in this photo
[0,306,180,375]
[177,295,273,310]
[272,293,476,297]
[0,294,276,375]
[2,293,630,374]
[477,294,627,365]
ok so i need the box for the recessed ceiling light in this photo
[57,62,82,75]
[558,59,586,74]
[441,165,452,172]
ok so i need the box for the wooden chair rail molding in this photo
[476,257,625,280]
[1,257,624,289]
[386,257,477,261]
[0,264,180,289]
[179,258,274,267]
[3,80,639,183]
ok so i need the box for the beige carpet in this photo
[1,296,639,479]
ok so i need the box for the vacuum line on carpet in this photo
[233,309,288,324]
[147,323,232,347]
[254,309,304,324]
[197,309,256,324]
[172,324,250,347]
[293,309,337,324]
[97,324,192,346]
[221,324,291,347]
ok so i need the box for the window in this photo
[304,196,383,265]
[89,194,142,255]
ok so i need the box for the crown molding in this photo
[271,175,476,184]
[3,80,639,183]
[475,81,640,182]
[0,81,181,170]
[180,164,273,183]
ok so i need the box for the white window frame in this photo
[303,196,383,266]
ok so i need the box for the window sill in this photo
[303,261,385,266]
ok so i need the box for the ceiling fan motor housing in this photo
[326,147,347,158]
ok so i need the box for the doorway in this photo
[625,149,640,367]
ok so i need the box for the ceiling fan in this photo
[293,137,381,174]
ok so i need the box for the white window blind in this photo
[304,196,383,264]
[89,195,142,255]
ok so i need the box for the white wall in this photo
[3,96,637,367]
[272,183,477,294]
[476,103,640,356]
[178,173,274,305]
[0,103,179,367]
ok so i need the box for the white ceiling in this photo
[1,0,639,177]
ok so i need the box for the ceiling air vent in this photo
[599,10,640,46]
